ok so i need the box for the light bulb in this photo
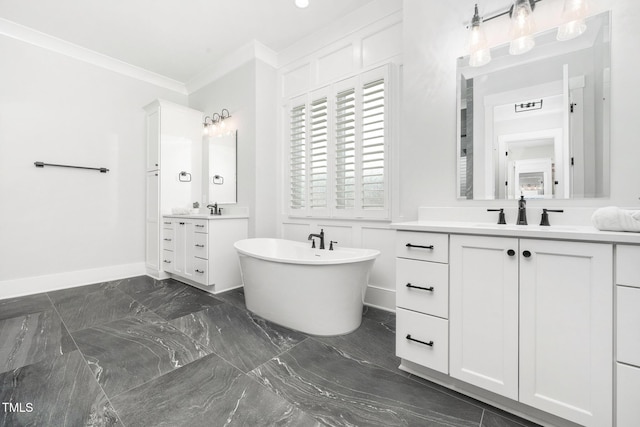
[294,0,309,8]
[468,4,491,67]
[509,0,536,55]
[557,0,588,41]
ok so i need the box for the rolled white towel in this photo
[591,206,640,232]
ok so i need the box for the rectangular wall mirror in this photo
[206,130,237,204]
[456,11,610,200]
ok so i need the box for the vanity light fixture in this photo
[294,0,309,8]
[509,0,537,55]
[557,0,588,41]
[468,4,491,67]
[203,108,233,137]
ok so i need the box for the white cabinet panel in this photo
[146,109,160,171]
[617,286,640,367]
[519,239,612,427]
[617,363,640,427]
[396,258,448,318]
[396,308,448,374]
[617,245,640,288]
[449,234,519,400]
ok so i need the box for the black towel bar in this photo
[34,161,109,173]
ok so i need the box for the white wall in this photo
[0,36,186,297]
[188,59,278,238]
[401,0,640,217]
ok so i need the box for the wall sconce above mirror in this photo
[457,10,610,201]
[203,108,234,138]
[467,0,590,67]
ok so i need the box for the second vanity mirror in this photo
[206,130,237,204]
[457,11,610,200]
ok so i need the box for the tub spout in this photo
[308,229,325,249]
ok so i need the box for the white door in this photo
[450,235,519,400]
[519,239,612,427]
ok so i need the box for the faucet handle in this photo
[539,209,564,226]
[329,241,338,251]
[487,208,507,225]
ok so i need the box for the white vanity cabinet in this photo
[162,215,247,294]
[616,245,640,427]
[450,235,613,427]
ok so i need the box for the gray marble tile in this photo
[362,305,396,325]
[314,316,400,373]
[169,304,307,373]
[119,277,222,320]
[0,350,119,426]
[47,279,122,305]
[0,310,75,374]
[53,287,146,332]
[482,410,540,427]
[0,293,53,321]
[72,313,213,397]
[250,338,484,427]
[112,352,321,427]
[214,287,247,310]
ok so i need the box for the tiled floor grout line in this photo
[44,292,128,427]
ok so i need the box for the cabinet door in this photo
[145,171,160,272]
[146,108,160,171]
[173,220,187,275]
[450,235,519,400]
[519,239,612,427]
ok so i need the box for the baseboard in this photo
[364,284,395,312]
[0,262,146,300]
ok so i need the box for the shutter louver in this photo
[309,97,328,209]
[335,88,356,210]
[361,79,385,210]
[289,104,306,210]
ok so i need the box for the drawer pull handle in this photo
[164,238,172,241]
[164,222,171,225]
[195,244,205,248]
[195,225,205,228]
[195,269,205,274]
[406,283,434,292]
[406,334,434,347]
[406,243,434,250]
[163,260,172,264]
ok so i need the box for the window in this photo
[286,65,391,219]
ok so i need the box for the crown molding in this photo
[0,17,188,95]
[185,39,278,94]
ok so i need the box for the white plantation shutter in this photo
[309,97,329,210]
[361,78,386,211]
[286,64,390,219]
[289,103,306,211]
[335,87,356,211]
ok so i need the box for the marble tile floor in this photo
[0,276,539,427]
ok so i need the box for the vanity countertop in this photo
[391,220,640,244]
[163,214,249,220]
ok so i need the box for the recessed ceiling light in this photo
[295,0,309,8]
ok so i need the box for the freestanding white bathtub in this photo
[234,238,380,336]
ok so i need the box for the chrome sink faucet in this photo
[207,203,220,215]
[308,229,325,249]
[517,195,527,225]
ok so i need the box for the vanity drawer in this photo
[396,231,448,263]
[162,229,175,251]
[162,250,174,273]
[617,245,640,288]
[396,258,448,318]
[193,258,208,285]
[193,233,208,259]
[617,363,640,427]
[617,286,640,366]
[162,219,174,229]
[193,219,208,234]
[396,308,448,374]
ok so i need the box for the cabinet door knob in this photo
[406,334,434,347]
[507,249,516,256]
[523,250,532,258]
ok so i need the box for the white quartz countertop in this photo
[391,220,640,244]
[163,214,248,220]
